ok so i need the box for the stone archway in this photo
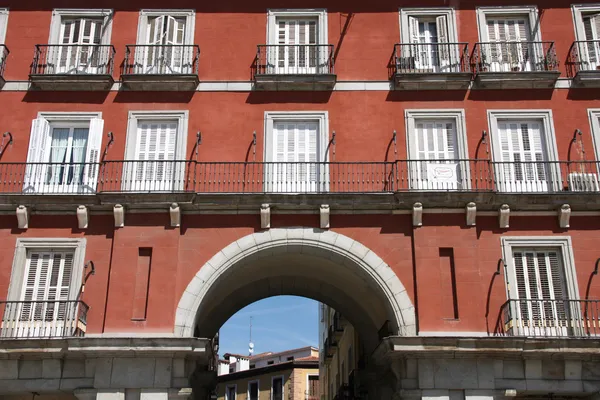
[175,228,416,347]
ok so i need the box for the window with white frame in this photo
[399,8,460,73]
[134,10,195,74]
[123,111,188,192]
[501,237,579,337]
[488,110,558,193]
[271,376,284,400]
[24,113,103,194]
[225,385,236,400]
[573,5,600,71]
[266,9,328,74]
[476,6,541,72]
[0,9,8,44]
[248,381,259,400]
[405,110,469,190]
[47,9,113,74]
[3,238,86,338]
[264,111,329,193]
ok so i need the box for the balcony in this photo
[0,45,9,88]
[569,40,600,87]
[253,44,336,90]
[121,44,200,91]
[472,41,560,89]
[392,43,471,90]
[29,44,115,91]
[0,300,88,339]
[1,160,599,196]
[324,337,336,358]
[494,299,600,338]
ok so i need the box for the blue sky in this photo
[219,296,319,356]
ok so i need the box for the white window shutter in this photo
[436,15,450,65]
[408,16,420,43]
[83,117,103,192]
[24,118,51,193]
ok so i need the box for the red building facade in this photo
[0,1,600,399]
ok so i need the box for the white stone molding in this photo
[320,204,330,229]
[260,204,270,229]
[113,204,124,228]
[466,202,477,226]
[77,205,88,229]
[16,205,28,229]
[175,228,416,337]
[499,204,510,229]
[412,202,423,227]
[170,203,181,227]
[559,204,571,229]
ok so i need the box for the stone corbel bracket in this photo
[16,205,28,229]
[113,204,125,228]
[465,202,476,226]
[320,204,330,229]
[170,203,181,227]
[558,204,571,229]
[260,204,270,229]
[412,202,423,227]
[499,204,510,229]
[77,205,88,230]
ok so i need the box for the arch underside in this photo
[175,229,416,353]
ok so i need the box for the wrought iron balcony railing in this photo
[31,44,115,76]
[0,300,88,339]
[394,42,470,74]
[0,45,9,79]
[568,40,600,77]
[0,160,598,195]
[255,44,334,76]
[472,41,559,74]
[123,44,200,75]
[492,160,600,193]
[495,299,600,338]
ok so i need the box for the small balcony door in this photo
[409,16,451,73]
[1,251,75,338]
[410,120,462,190]
[495,121,550,192]
[508,249,570,337]
[272,18,318,74]
[582,14,600,71]
[56,18,103,74]
[267,121,323,193]
[138,15,188,74]
[125,120,179,192]
[486,17,534,72]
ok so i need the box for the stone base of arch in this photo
[375,336,600,400]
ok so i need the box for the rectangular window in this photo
[496,120,549,192]
[3,238,87,339]
[25,113,103,194]
[135,10,195,75]
[287,356,294,361]
[225,385,236,400]
[510,248,568,336]
[272,376,283,400]
[572,5,600,71]
[264,112,329,194]
[400,9,459,73]
[405,110,469,191]
[308,375,319,398]
[47,10,113,75]
[501,237,580,338]
[123,111,188,192]
[267,360,275,365]
[248,381,259,400]
[267,10,327,75]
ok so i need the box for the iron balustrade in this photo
[255,44,334,76]
[492,160,600,193]
[472,41,558,74]
[124,44,200,75]
[495,299,600,338]
[0,162,100,194]
[31,44,115,76]
[568,40,600,77]
[0,45,9,78]
[0,160,598,194]
[0,300,88,339]
[394,42,470,74]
